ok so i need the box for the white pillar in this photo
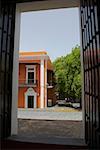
[40,59,44,108]
[45,60,47,108]
[11,6,21,135]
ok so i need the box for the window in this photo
[28,69,34,84]
[26,65,36,84]
[28,96,34,108]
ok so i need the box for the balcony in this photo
[19,79,37,87]
[47,81,54,88]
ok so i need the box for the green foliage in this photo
[53,45,82,100]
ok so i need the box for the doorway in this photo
[27,96,34,108]
[11,0,85,144]
[1,0,99,149]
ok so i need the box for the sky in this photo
[19,8,80,61]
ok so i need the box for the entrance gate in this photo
[80,0,100,148]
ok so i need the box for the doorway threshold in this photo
[8,135,87,147]
[5,135,87,149]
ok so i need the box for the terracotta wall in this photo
[19,64,26,83]
[18,88,27,108]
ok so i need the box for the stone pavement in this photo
[18,106,82,121]
[18,119,84,139]
[17,107,84,145]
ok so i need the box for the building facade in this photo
[18,51,56,109]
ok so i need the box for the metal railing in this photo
[47,81,55,88]
[19,79,37,86]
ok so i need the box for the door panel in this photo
[0,2,16,138]
[28,96,34,108]
[80,0,100,148]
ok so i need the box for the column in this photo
[40,59,44,108]
[45,60,47,108]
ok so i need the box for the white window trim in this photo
[25,88,37,108]
[26,65,36,84]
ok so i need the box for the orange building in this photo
[18,51,57,109]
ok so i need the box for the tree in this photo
[53,45,82,101]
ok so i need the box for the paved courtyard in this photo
[18,119,84,140]
[18,106,82,120]
[17,107,83,145]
